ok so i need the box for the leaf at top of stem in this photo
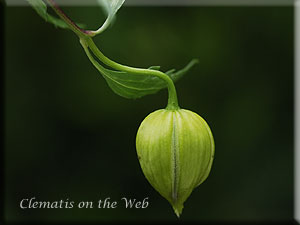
[27,0,85,30]
[26,0,69,29]
[94,0,125,35]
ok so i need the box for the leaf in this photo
[96,0,125,34]
[83,42,198,99]
[97,64,167,99]
[26,0,70,29]
[148,66,161,70]
[98,59,199,99]
[99,0,125,16]
[167,59,199,83]
[166,69,176,75]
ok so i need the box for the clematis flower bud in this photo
[136,109,214,217]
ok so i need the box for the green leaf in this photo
[166,59,199,83]
[26,0,70,29]
[97,60,199,99]
[97,65,167,99]
[83,42,198,99]
[96,0,125,34]
[148,66,161,70]
[166,69,176,75]
[99,0,125,16]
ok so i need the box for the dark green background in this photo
[4,5,294,223]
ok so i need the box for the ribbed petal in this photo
[136,109,215,217]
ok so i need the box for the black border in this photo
[2,0,5,224]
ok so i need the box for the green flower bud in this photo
[136,109,214,217]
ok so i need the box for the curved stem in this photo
[88,16,111,37]
[46,0,179,110]
[83,37,179,110]
[45,0,108,38]
[46,0,92,38]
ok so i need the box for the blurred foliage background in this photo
[4,5,293,223]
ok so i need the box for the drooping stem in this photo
[45,0,104,37]
[46,0,180,110]
[88,16,111,37]
[83,38,179,110]
[46,0,92,38]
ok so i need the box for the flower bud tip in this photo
[172,203,183,218]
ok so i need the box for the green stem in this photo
[88,16,111,37]
[46,0,179,110]
[84,37,179,110]
[46,0,92,38]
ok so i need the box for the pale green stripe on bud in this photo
[136,109,214,217]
